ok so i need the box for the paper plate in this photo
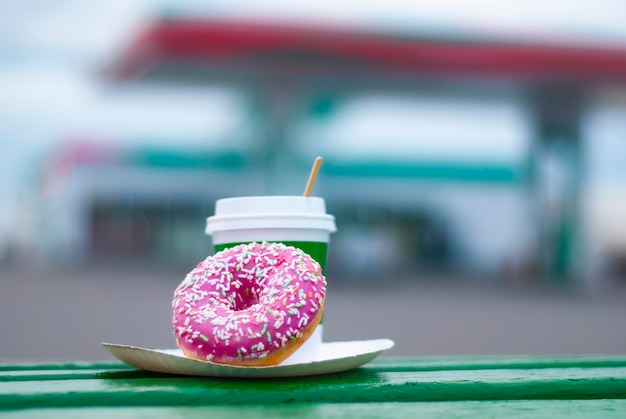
[103,339,394,378]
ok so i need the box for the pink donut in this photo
[172,242,326,366]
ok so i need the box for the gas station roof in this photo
[108,1,626,83]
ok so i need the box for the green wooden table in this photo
[2,355,626,417]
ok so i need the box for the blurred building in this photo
[14,2,626,283]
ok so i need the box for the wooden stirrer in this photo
[303,156,323,197]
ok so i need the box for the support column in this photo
[254,81,300,194]
[530,84,586,282]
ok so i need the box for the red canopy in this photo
[109,18,626,83]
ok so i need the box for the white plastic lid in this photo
[205,196,337,234]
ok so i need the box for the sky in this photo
[168,0,626,46]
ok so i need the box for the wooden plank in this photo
[1,363,626,409]
[370,355,626,371]
[3,400,626,418]
[0,368,136,383]
[5,355,626,375]
[0,362,132,372]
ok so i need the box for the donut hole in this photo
[226,262,280,312]
[229,287,260,312]
[226,265,274,312]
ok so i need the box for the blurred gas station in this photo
[4,0,625,285]
[106,5,626,284]
[3,0,626,362]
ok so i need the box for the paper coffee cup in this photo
[205,196,336,363]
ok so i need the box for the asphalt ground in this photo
[1,265,626,362]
